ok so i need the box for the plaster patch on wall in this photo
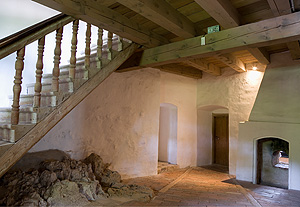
[31,68,161,179]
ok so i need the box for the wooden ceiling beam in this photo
[194,0,270,65]
[138,12,300,67]
[33,0,168,47]
[117,0,196,38]
[267,0,300,59]
[183,59,221,76]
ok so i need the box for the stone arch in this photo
[158,103,178,164]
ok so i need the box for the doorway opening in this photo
[257,138,289,189]
[212,114,229,168]
[158,103,178,165]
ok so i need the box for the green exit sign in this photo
[207,25,220,34]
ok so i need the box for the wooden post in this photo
[52,27,63,92]
[11,47,25,125]
[85,23,91,71]
[33,36,45,108]
[117,36,124,51]
[97,28,103,69]
[107,31,113,60]
[69,20,79,80]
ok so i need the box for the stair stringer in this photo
[0,43,138,178]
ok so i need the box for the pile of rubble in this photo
[0,152,153,206]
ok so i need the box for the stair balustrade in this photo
[0,13,130,155]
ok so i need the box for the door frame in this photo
[212,113,229,166]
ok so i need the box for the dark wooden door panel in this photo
[213,115,229,166]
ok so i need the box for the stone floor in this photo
[117,165,300,206]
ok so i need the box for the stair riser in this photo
[19,95,57,107]
[0,128,14,142]
[42,66,88,84]
[27,81,74,94]
[0,112,37,124]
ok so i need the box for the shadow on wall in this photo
[158,103,177,164]
[197,105,229,166]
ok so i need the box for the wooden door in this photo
[213,115,229,166]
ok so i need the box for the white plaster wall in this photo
[197,110,212,166]
[160,72,197,168]
[158,103,178,164]
[197,68,264,175]
[31,68,161,179]
[237,121,300,190]
[250,52,300,123]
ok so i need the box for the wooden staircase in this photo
[0,13,138,177]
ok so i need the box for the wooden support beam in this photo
[155,63,202,79]
[194,0,270,64]
[214,53,245,72]
[267,0,291,16]
[267,0,300,59]
[183,58,221,76]
[33,0,168,47]
[0,44,139,178]
[117,0,196,38]
[138,12,300,67]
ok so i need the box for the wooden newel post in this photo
[52,27,63,92]
[33,36,45,108]
[97,28,103,69]
[85,23,91,71]
[69,20,79,80]
[107,31,113,60]
[11,47,25,125]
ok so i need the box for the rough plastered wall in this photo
[197,68,264,175]
[160,71,197,168]
[237,52,300,190]
[30,68,161,179]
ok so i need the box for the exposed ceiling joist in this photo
[183,59,221,76]
[267,0,300,59]
[155,63,203,79]
[194,0,270,65]
[194,0,240,28]
[139,12,300,67]
[33,0,168,47]
[117,0,196,38]
[215,53,245,72]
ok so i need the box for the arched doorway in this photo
[257,138,289,189]
[158,103,178,164]
[197,105,229,167]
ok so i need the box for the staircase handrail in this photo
[0,13,74,60]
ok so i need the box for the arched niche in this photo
[256,137,289,189]
[158,103,178,164]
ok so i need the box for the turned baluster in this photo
[52,27,63,92]
[33,36,45,108]
[69,20,79,80]
[11,47,25,125]
[107,31,113,60]
[85,23,91,71]
[97,28,103,69]
[117,36,124,51]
